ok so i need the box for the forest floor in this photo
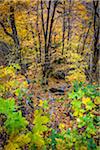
[22,76,72,130]
[0,64,99,149]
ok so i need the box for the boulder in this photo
[49,86,66,95]
[53,70,65,80]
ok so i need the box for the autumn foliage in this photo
[0,0,99,150]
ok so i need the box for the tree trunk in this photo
[9,5,21,62]
[0,5,21,63]
[92,0,99,83]
[41,0,58,84]
[81,22,92,55]
[67,0,72,51]
[62,0,65,55]
[36,0,42,62]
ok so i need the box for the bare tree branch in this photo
[0,21,13,38]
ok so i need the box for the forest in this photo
[0,0,99,149]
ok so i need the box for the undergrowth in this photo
[0,65,99,150]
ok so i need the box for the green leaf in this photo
[5,111,28,134]
[0,98,16,115]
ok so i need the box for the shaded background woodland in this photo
[0,0,99,84]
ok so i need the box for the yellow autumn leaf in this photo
[80,146,88,150]
[39,100,43,107]
[5,141,20,150]
[82,97,91,105]
[56,139,66,150]
[15,134,31,146]
[79,112,83,117]
[59,123,65,130]
[94,96,100,105]
[73,111,79,116]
